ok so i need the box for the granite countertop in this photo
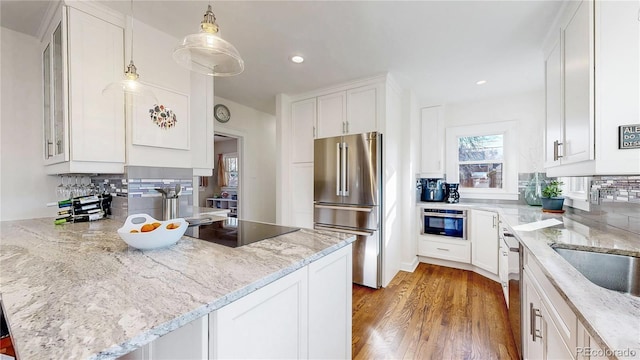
[417,201,640,357]
[0,215,355,360]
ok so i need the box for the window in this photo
[446,121,518,200]
[224,153,239,188]
[458,134,504,189]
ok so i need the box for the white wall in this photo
[441,90,546,173]
[0,27,58,221]
[213,96,276,223]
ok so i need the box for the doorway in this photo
[200,132,242,218]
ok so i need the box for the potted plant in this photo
[541,180,565,211]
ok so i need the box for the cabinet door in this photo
[317,91,346,139]
[544,37,563,168]
[67,7,125,163]
[420,106,445,176]
[522,271,544,360]
[290,163,314,228]
[543,302,574,360]
[562,0,594,164]
[42,17,68,165]
[291,98,316,163]
[470,210,499,275]
[498,239,509,306]
[308,245,352,360]
[209,268,308,359]
[346,84,378,135]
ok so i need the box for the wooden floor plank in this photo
[353,263,518,360]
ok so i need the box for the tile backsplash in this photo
[591,176,640,204]
[91,166,194,220]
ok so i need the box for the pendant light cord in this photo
[130,0,134,62]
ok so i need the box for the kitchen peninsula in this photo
[0,216,355,359]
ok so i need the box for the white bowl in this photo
[117,214,187,250]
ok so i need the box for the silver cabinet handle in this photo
[45,139,53,159]
[346,121,349,133]
[553,140,564,161]
[502,282,508,288]
[342,121,346,133]
[313,126,316,138]
[492,215,497,228]
[530,303,543,342]
[436,248,450,251]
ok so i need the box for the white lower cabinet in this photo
[523,249,578,360]
[418,235,471,263]
[209,268,309,359]
[211,244,352,359]
[498,237,509,306]
[118,245,352,360]
[576,321,607,360]
[470,210,499,275]
[308,245,352,359]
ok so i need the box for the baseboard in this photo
[399,257,419,273]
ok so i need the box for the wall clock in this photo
[214,104,231,123]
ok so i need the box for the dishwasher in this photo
[501,226,522,359]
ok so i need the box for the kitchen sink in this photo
[552,246,640,297]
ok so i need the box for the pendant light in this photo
[102,0,157,102]
[173,4,244,76]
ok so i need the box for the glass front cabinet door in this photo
[42,12,68,164]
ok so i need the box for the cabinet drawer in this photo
[418,236,470,263]
[525,253,577,351]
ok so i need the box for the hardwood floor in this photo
[353,263,519,360]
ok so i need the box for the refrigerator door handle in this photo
[342,142,349,196]
[314,204,373,212]
[315,225,374,237]
[336,142,342,196]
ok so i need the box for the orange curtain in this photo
[217,154,228,187]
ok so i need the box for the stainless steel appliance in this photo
[186,218,300,248]
[501,226,522,359]
[421,208,467,239]
[418,178,448,202]
[314,132,382,288]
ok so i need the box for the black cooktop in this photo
[186,218,300,248]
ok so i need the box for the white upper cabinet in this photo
[316,91,346,138]
[544,38,562,168]
[316,84,379,139]
[419,105,445,177]
[291,98,317,163]
[346,84,379,135]
[42,3,125,174]
[544,0,640,176]
[561,0,593,164]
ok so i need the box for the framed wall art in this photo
[132,84,190,150]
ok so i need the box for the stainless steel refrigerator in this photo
[314,132,382,288]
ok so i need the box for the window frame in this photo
[445,120,519,200]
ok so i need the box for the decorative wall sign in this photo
[133,84,190,150]
[619,124,640,149]
[149,104,177,129]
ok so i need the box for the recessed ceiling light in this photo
[291,55,304,64]
[476,80,487,85]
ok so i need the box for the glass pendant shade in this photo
[102,60,158,103]
[173,5,244,77]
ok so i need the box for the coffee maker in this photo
[418,178,448,202]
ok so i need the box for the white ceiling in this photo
[1,0,563,115]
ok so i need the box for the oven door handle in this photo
[315,225,374,237]
[314,204,372,212]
